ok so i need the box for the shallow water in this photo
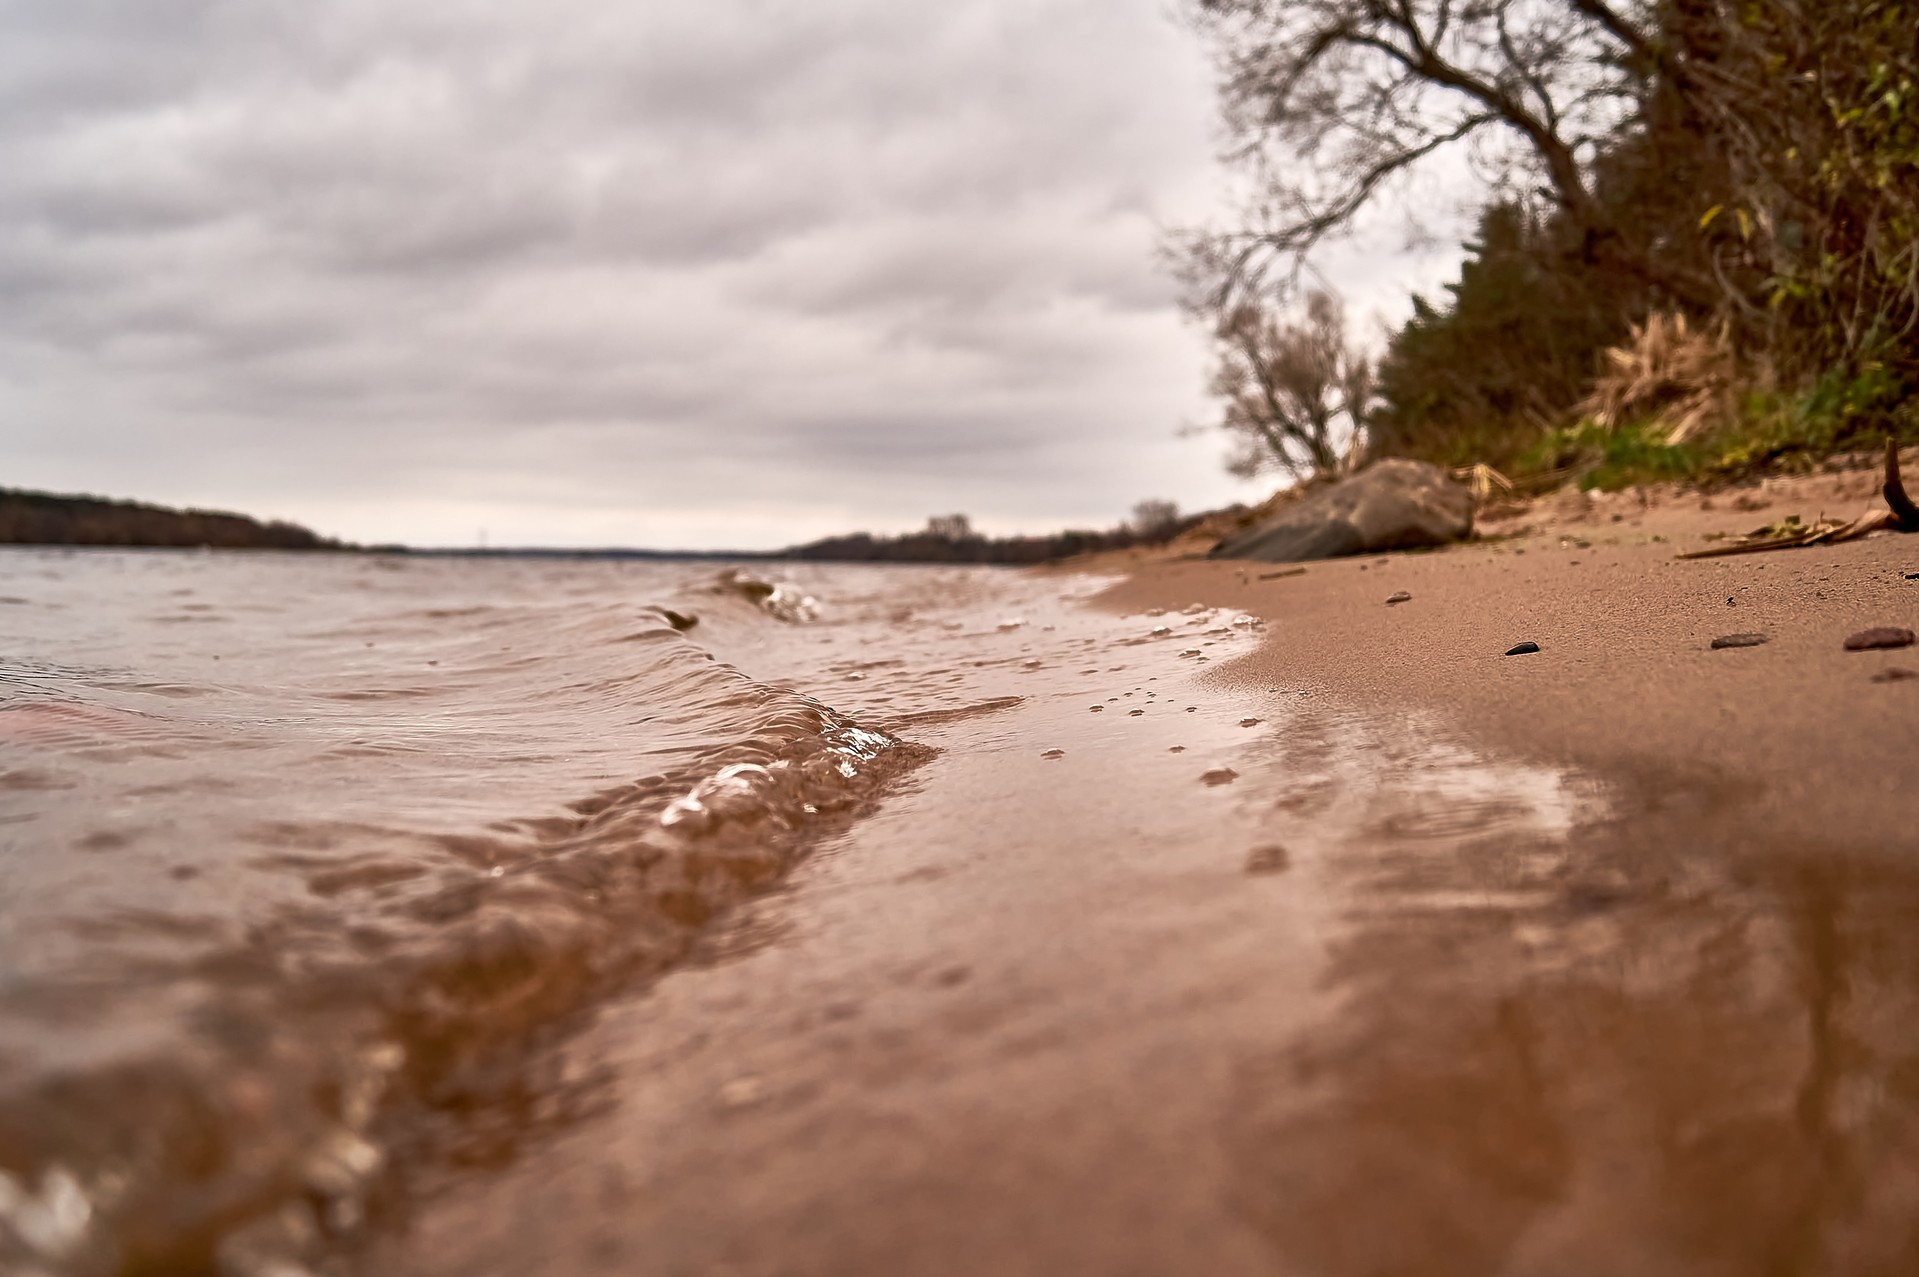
[19,548,1915,1277]
[1,549,1242,1275]
[371,680,1919,1277]
[1214,708,1919,1277]
[360,602,1643,1277]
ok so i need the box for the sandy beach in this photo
[366,467,1919,1277]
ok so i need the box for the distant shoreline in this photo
[0,483,1201,564]
[0,485,343,552]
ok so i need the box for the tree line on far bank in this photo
[0,486,1204,565]
[1181,0,1919,492]
[0,487,339,550]
[784,502,1204,564]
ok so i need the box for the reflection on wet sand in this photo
[1225,715,1919,1277]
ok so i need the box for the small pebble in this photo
[1565,879,1632,914]
[1128,709,1144,717]
[1505,641,1541,656]
[1244,845,1291,875]
[1711,633,1767,649]
[1238,717,1260,728]
[1040,748,1065,759]
[1844,627,1917,651]
[1386,591,1413,605]
[1089,705,1104,713]
[1168,745,1186,753]
[1200,767,1238,787]
[1872,667,1918,683]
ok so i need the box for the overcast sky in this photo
[1,0,1460,549]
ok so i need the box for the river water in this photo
[3,549,1241,1275]
[15,546,1919,1277]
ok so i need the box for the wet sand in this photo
[1105,468,1919,852]
[370,473,1919,1277]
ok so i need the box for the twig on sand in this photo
[1676,440,1918,559]
[1885,437,1919,529]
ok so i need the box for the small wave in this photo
[0,552,1124,1276]
[710,569,820,624]
[0,667,927,1277]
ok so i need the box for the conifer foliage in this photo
[1181,0,1919,479]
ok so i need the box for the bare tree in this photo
[924,513,974,542]
[1128,499,1182,538]
[1176,0,1668,308]
[1208,290,1376,481]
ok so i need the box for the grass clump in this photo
[1524,421,1697,492]
[1579,313,1736,446]
[1520,363,1917,492]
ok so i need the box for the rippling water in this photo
[0,548,1146,1276]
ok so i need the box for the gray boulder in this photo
[1210,459,1475,563]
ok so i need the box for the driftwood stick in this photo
[1887,438,1919,531]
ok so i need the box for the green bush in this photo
[1522,421,1696,492]
[1518,365,1919,491]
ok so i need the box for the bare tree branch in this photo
[1180,0,1655,308]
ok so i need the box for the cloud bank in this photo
[0,0,1426,547]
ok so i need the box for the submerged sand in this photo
[370,470,1919,1277]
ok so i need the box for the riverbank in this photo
[364,482,1919,1276]
[1105,464,1919,851]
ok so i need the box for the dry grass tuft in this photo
[1450,462,1515,503]
[1580,313,1737,445]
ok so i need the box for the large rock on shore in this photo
[1210,459,1475,562]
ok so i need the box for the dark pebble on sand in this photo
[1711,633,1768,649]
[1041,748,1065,759]
[1873,667,1918,683]
[1565,880,1632,915]
[660,609,699,631]
[1200,767,1238,787]
[1505,641,1541,656]
[1386,591,1413,605]
[1844,627,1917,651]
[1244,845,1291,875]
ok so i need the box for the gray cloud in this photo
[0,0,1353,548]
